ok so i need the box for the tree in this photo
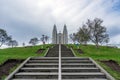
[41,35,45,44]
[0,29,11,47]
[7,40,18,48]
[44,35,49,44]
[22,42,25,47]
[69,33,77,44]
[86,18,109,48]
[41,35,49,44]
[76,24,90,45]
[29,37,39,46]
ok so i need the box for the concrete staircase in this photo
[61,57,107,80]
[46,45,59,57]
[6,57,59,80]
[5,45,114,80]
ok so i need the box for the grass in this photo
[67,44,120,79]
[0,44,53,80]
[0,44,53,64]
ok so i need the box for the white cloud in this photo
[0,0,120,45]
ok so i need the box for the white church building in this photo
[52,24,68,44]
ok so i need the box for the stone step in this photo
[12,78,58,80]
[62,63,96,67]
[22,67,98,70]
[15,72,58,79]
[63,79,107,80]
[21,67,58,69]
[61,57,89,60]
[15,72,105,75]
[31,57,89,60]
[28,60,58,63]
[12,79,107,80]
[28,60,92,63]
[31,57,59,60]
[25,63,95,67]
[61,60,92,63]
[20,67,100,72]
[62,67,100,72]
[24,63,58,67]
[62,73,106,79]
[20,67,58,72]
[15,72,58,75]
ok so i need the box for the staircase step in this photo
[62,63,96,67]
[15,72,58,79]
[25,63,58,67]
[12,79,107,80]
[31,57,58,60]
[28,60,92,63]
[15,72,58,75]
[62,73,106,79]
[28,60,58,63]
[61,57,89,60]
[62,67,100,72]
[21,67,58,69]
[62,79,107,80]
[25,63,95,67]
[20,67,58,72]
[12,79,58,80]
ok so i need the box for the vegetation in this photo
[29,37,39,46]
[41,35,49,44]
[67,44,120,79]
[0,44,52,64]
[0,28,18,47]
[70,18,109,48]
[7,40,18,48]
[86,18,109,48]
[69,33,76,44]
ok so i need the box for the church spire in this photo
[63,24,67,32]
[52,24,57,44]
[52,24,68,44]
[63,24,68,44]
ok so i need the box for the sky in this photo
[0,0,120,47]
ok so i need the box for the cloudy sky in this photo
[0,0,120,46]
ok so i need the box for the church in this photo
[52,24,68,44]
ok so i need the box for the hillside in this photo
[67,44,120,79]
[0,44,52,64]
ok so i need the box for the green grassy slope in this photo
[67,44,120,79]
[0,44,52,64]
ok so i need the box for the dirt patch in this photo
[0,59,23,79]
[36,49,45,54]
[76,49,84,54]
[101,60,120,73]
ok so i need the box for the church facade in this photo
[52,25,68,44]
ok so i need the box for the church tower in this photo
[52,24,68,44]
[63,24,68,44]
[52,24,57,44]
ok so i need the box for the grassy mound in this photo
[67,44,120,79]
[0,44,52,64]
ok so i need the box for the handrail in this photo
[58,44,61,80]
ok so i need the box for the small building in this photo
[52,24,68,44]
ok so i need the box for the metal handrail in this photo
[58,44,62,80]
